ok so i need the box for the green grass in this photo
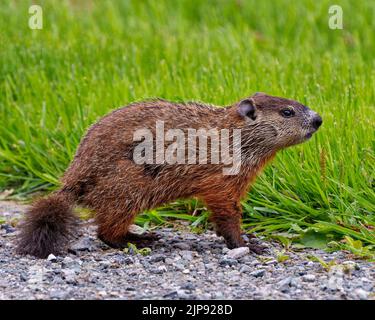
[0,0,374,255]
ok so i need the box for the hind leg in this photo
[96,210,135,249]
[82,163,160,248]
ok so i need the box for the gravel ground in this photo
[0,201,374,300]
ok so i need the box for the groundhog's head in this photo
[237,92,322,149]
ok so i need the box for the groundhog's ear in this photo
[238,98,257,120]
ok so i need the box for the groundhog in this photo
[17,92,322,258]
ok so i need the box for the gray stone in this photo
[165,257,174,265]
[149,254,165,263]
[354,288,368,300]
[163,291,178,298]
[50,289,68,299]
[128,224,146,235]
[47,254,57,262]
[327,276,343,291]
[180,283,195,291]
[62,269,77,283]
[249,269,266,278]
[226,247,250,259]
[173,242,191,250]
[214,291,224,299]
[277,277,293,292]
[249,260,261,266]
[150,265,167,274]
[222,247,230,254]
[219,258,238,266]
[1,224,16,234]
[176,289,190,299]
[179,250,193,261]
[205,263,216,270]
[303,274,316,282]
[69,238,93,253]
[239,265,252,273]
[173,263,185,271]
[62,256,74,267]
[114,255,134,265]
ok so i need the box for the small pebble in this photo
[354,288,368,300]
[250,269,266,278]
[239,265,252,273]
[226,247,250,259]
[303,274,316,282]
[219,258,238,266]
[173,243,191,250]
[47,254,57,262]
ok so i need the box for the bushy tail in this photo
[16,191,78,258]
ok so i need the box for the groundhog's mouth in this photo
[304,130,316,140]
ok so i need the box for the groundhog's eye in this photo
[280,109,295,118]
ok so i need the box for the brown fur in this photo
[16,192,77,258]
[17,93,322,258]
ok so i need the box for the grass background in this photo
[0,0,374,257]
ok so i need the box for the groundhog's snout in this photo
[312,114,323,130]
[304,111,322,140]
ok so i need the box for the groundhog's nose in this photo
[312,115,323,130]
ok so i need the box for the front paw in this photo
[225,237,246,249]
